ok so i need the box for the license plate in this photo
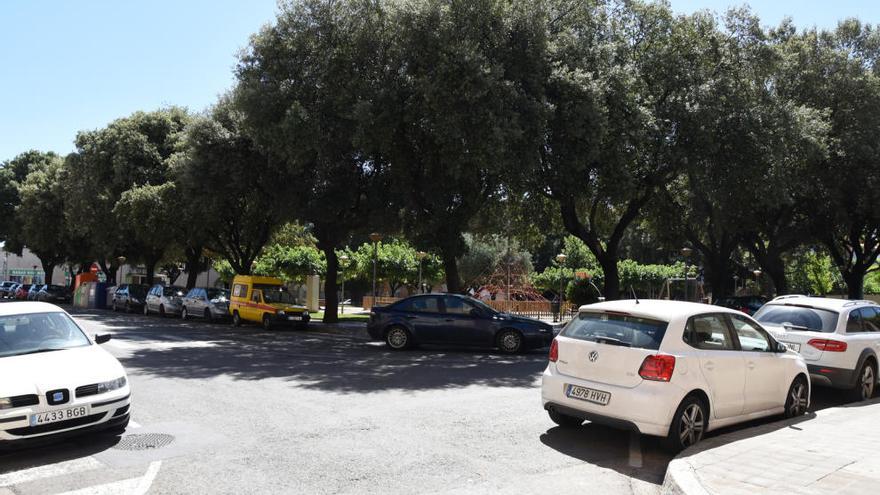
[782,341,801,353]
[287,315,302,321]
[565,384,611,406]
[30,406,89,426]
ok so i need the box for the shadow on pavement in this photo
[0,430,121,473]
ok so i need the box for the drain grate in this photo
[113,433,175,451]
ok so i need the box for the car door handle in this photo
[704,362,715,371]
[747,361,756,370]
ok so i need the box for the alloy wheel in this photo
[678,403,704,448]
[788,381,808,416]
[499,331,521,353]
[861,365,875,400]
[387,328,408,349]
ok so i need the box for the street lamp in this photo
[116,256,126,286]
[753,269,762,294]
[680,247,693,302]
[369,233,383,300]
[339,254,350,315]
[416,251,427,294]
[556,253,567,322]
[733,274,740,294]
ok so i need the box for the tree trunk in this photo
[145,259,158,286]
[441,249,461,293]
[184,247,204,289]
[705,255,733,300]
[844,270,865,300]
[37,257,57,285]
[322,247,339,323]
[764,254,788,297]
[599,254,620,300]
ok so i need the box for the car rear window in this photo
[561,312,669,350]
[753,304,838,333]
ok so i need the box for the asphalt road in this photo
[0,309,851,495]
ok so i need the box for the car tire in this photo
[666,395,707,452]
[205,308,213,322]
[784,375,809,418]
[385,326,412,350]
[112,301,117,312]
[548,408,583,428]
[159,305,166,318]
[232,311,241,327]
[496,329,523,354]
[181,307,189,320]
[849,360,877,402]
[262,314,273,331]
[142,303,148,316]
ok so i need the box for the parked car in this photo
[144,285,186,317]
[755,295,880,402]
[14,285,32,301]
[0,281,17,299]
[181,288,230,321]
[367,294,554,353]
[541,299,809,451]
[0,301,131,445]
[714,295,767,316]
[37,285,72,304]
[229,275,310,330]
[27,285,45,301]
[111,284,149,313]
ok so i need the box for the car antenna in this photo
[630,285,639,304]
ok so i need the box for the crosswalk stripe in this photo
[0,457,104,487]
[57,461,161,495]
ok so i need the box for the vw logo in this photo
[588,351,599,362]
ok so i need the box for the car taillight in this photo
[639,354,676,382]
[808,339,848,352]
[549,339,559,362]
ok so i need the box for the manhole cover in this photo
[113,433,175,451]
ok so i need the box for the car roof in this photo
[765,295,878,311]
[578,299,744,320]
[0,301,66,316]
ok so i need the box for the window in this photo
[0,312,91,358]
[444,297,475,315]
[232,284,248,298]
[847,311,863,333]
[251,290,262,303]
[684,314,735,351]
[562,312,669,350]
[394,296,441,313]
[729,315,771,352]
[860,308,880,333]
[754,305,839,333]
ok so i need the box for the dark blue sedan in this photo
[367,294,554,353]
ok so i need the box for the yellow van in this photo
[229,275,310,329]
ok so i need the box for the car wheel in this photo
[496,329,523,354]
[850,360,876,402]
[666,395,707,452]
[159,305,166,318]
[112,301,117,312]
[262,314,273,331]
[784,375,809,418]
[181,307,188,320]
[385,326,411,350]
[548,408,583,428]
[205,308,213,322]
[232,311,241,327]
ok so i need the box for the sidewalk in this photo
[662,399,880,495]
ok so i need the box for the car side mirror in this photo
[470,308,483,318]
[95,333,112,344]
[774,341,787,353]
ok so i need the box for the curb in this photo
[661,458,710,495]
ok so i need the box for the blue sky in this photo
[1,0,878,161]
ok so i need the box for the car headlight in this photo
[278,310,286,316]
[96,376,127,394]
[0,397,12,410]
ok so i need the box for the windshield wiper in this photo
[782,323,817,332]
[593,336,631,347]
[13,348,63,357]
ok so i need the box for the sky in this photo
[1,0,879,161]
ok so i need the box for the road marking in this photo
[57,461,161,495]
[628,432,643,468]
[134,461,161,495]
[0,457,104,487]
[129,420,142,429]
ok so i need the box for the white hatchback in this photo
[542,300,809,451]
[755,296,880,402]
[0,302,131,445]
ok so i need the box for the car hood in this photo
[494,313,548,327]
[267,303,308,313]
[0,345,126,397]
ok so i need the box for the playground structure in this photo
[658,277,708,303]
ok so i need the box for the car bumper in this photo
[271,313,311,326]
[0,390,131,443]
[524,332,554,349]
[541,363,682,437]
[807,364,856,389]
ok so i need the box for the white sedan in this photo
[0,302,131,445]
[542,300,809,451]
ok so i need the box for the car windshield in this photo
[207,288,229,300]
[256,285,297,305]
[0,312,91,358]
[754,304,838,333]
[561,312,669,350]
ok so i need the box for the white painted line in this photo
[628,432,643,468]
[128,420,142,429]
[133,461,161,495]
[0,457,104,487]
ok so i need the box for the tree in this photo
[253,244,325,285]
[0,150,61,245]
[174,100,287,277]
[235,0,395,322]
[112,183,179,285]
[64,108,190,283]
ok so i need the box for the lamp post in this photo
[733,274,740,294]
[556,253,567,322]
[116,256,126,286]
[339,254,349,315]
[416,251,427,294]
[369,233,383,301]
[680,247,693,302]
[753,269,762,295]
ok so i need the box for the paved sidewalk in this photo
[662,399,880,495]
